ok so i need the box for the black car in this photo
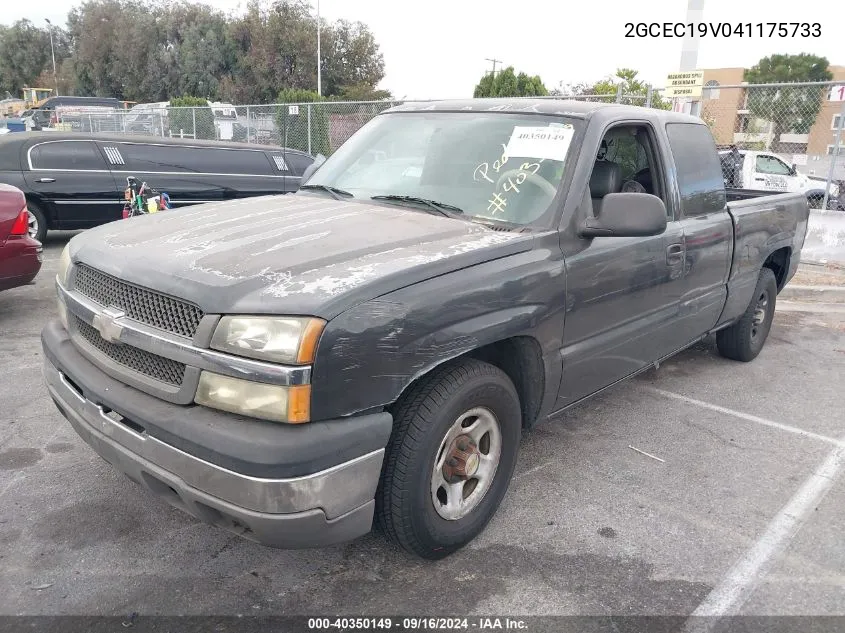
[0,133,314,240]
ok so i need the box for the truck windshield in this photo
[304,111,581,226]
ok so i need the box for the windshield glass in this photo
[304,112,581,226]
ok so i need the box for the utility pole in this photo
[485,58,502,78]
[45,19,58,96]
[316,0,322,97]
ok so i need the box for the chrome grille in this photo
[73,315,186,387]
[74,265,204,338]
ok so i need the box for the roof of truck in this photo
[384,98,703,123]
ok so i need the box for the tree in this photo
[743,54,833,151]
[321,19,386,99]
[0,0,388,104]
[0,20,69,96]
[559,68,670,110]
[333,83,392,101]
[67,0,167,100]
[473,66,548,98]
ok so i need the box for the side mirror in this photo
[301,153,326,183]
[579,193,667,238]
[791,163,798,175]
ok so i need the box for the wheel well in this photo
[466,336,545,429]
[387,337,546,429]
[25,197,51,228]
[763,247,791,291]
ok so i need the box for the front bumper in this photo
[42,320,392,548]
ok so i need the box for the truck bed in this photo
[716,190,809,327]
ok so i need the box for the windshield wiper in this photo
[371,195,465,217]
[299,184,354,200]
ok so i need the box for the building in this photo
[691,65,845,157]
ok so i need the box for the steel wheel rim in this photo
[27,210,38,239]
[751,290,769,339]
[430,406,502,521]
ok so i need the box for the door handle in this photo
[753,177,765,181]
[666,243,684,264]
[34,177,55,183]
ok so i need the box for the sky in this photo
[3,0,842,100]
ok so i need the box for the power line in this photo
[485,58,503,77]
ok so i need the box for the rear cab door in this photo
[665,122,734,334]
[23,139,121,228]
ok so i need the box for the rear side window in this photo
[666,123,726,216]
[116,144,275,176]
[30,141,108,171]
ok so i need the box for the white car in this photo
[720,148,839,208]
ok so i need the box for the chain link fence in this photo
[47,82,844,211]
[689,81,844,210]
[57,101,402,156]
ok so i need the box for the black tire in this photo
[376,358,522,559]
[26,201,47,243]
[717,267,777,362]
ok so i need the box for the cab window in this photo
[755,155,792,176]
[666,123,726,217]
[586,123,668,217]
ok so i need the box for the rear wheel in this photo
[376,358,522,559]
[717,267,777,362]
[26,202,47,242]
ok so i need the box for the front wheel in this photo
[717,267,777,362]
[376,359,522,559]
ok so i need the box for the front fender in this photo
[310,240,566,421]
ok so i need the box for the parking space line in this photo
[690,441,845,617]
[646,387,845,447]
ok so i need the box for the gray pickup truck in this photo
[42,99,809,559]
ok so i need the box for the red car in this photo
[0,184,42,292]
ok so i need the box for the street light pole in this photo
[316,0,321,97]
[45,19,58,96]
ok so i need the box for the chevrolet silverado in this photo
[42,99,809,559]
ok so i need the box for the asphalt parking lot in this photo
[1,233,843,619]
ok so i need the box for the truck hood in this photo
[68,194,534,318]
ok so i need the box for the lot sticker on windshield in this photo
[505,125,574,161]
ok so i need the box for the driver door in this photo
[556,122,687,408]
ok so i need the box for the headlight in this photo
[57,244,72,287]
[832,184,840,198]
[194,372,311,423]
[210,316,325,364]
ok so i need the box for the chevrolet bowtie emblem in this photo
[92,308,125,344]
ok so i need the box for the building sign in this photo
[664,71,705,98]
[828,85,845,102]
